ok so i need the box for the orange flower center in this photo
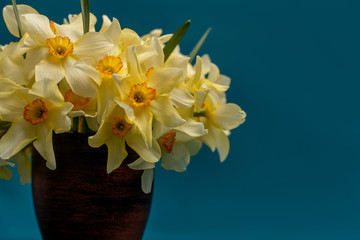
[64,89,90,111]
[23,99,48,125]
[47,36,74,58]
[157,131,176,153]
[111,116,132,138]
[128,82,156,107]
[97,56,123,78]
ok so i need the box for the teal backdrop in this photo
[1,0,360,239]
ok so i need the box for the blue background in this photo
[1,0,360,239]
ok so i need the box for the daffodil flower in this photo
[0,158,14,181]
[0,78,73,169]
[197,96,246,162]
[18,13,114,97]
[88,102,161,173]
[114,44,187,147]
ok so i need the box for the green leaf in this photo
[163,20,191,62]
[189,27,212,63]
[80,0,90,34]
[11,0,24,38]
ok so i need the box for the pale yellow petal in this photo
[213,128,230,162]
[126,133,160,163]
[170,88,195,109]
[147,67,183,94]
[161,142,190,172]
[141,169,154,194]
[105,136,127,173]
[133,108,153,148]
[33,124,56,169]
[175,118,207,137]
[150,96,185,128]
[45,102,73,134]
[73,32,114,59]
[35,59,65,83]
[195,89,210,111]
[29,78,64,104]
[183,139,202,156]
[211,103,246,130]
[128,158,155,170]
[0,119,37,159]
[23,14,55,42]
[3,4,38,38]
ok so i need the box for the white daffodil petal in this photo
[213,128,230,162]
[183,139,203,156]
[0,58,27,86]
[75,62,102,86]
[63,58,98,98]
[23,14,55,42]
[208,63,220,83]
[114,100,135,123]
[25,47,50,71]
[195,89,210,111]
[200,124,216,152]
[126,134,160,163]
[73,32,114,59]
[133,108,153,148]
[170,88,195,109]
[99,15,112,33]
[149,37,164,67]
[147,67,183,95]
[104,18,121,45]
[0,76,26,93]
[175,118,207,137]
[211,103,246,130]
[120,28,141,49]
[128,158,155,170]
[3,4,39,38]
[152,119,171,140]
[141,169,154,194]
[35,59,65,83]
[11,148,31,184]
[161,143,190,172]
[0,90,29,122]
[29,78,64,104]
[33,124,56,169]
[193,56,203,85]
[126,46,144,85]
[55,23,82,42]
[201,54,211,74]
[150,96,185,128]
[105,136,127,173]
[0,119,37,159]
[46,102,73,133]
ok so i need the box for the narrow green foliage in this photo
[80,0,90,34]
[163,20,191,62]
[11,0,24,38]
[189,27,212,63]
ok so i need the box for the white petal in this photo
[213,128,230,162]
[114,99,135,123]
[150,96,185,128]
[29,78,64,104]
[128,158,155,170]
[33,124,56,169]
[99,15,112,32]
[148,37,164,67]
[88,121,112,148]
[105,136,127,173]
[73,32,114,59]
[3,4,38,38]
[193,56,203,85]
[141,169,154,194]
[0,58,28,86]
[211,103,246,130]
[152,119,171,140]
[208,63,220,83]
[103,18,121,46]
[126,133,160,163]
[201,54,211,74]
[133,108,153,148]
[170,88,195,109]
[175,118,207,137]
[126,46,144,85]
[147,67,183,94]
[183,139,202,156]
[45,102,73,134]
[23,14,55,42]
[0,90,29,122]
[161,143,190,172]
[24,46,50,71]
[35,59,65,83]
[200,124,216,152]
[0,119,37,159]
[195,89,210,111]
[54,23,82,42]
[63,57,98,98]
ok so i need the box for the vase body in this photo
[32,133,152,240]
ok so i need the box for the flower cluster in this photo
[0,4,246,193]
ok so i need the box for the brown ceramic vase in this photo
[31,133,153,240]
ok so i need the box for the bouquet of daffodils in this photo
[0,2,246,193]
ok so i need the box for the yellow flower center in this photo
[111,116,132,138]
[23,99,48,125]
[64,90,90,111]
[49,20,57,34]
[157,131,176,153]
[47,36,74,58]
[128,82,156,107]
[96,56,123,78]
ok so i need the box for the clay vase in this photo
[31,133,152,240]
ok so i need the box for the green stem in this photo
[11,0,24,38]
[80,0,90,34]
